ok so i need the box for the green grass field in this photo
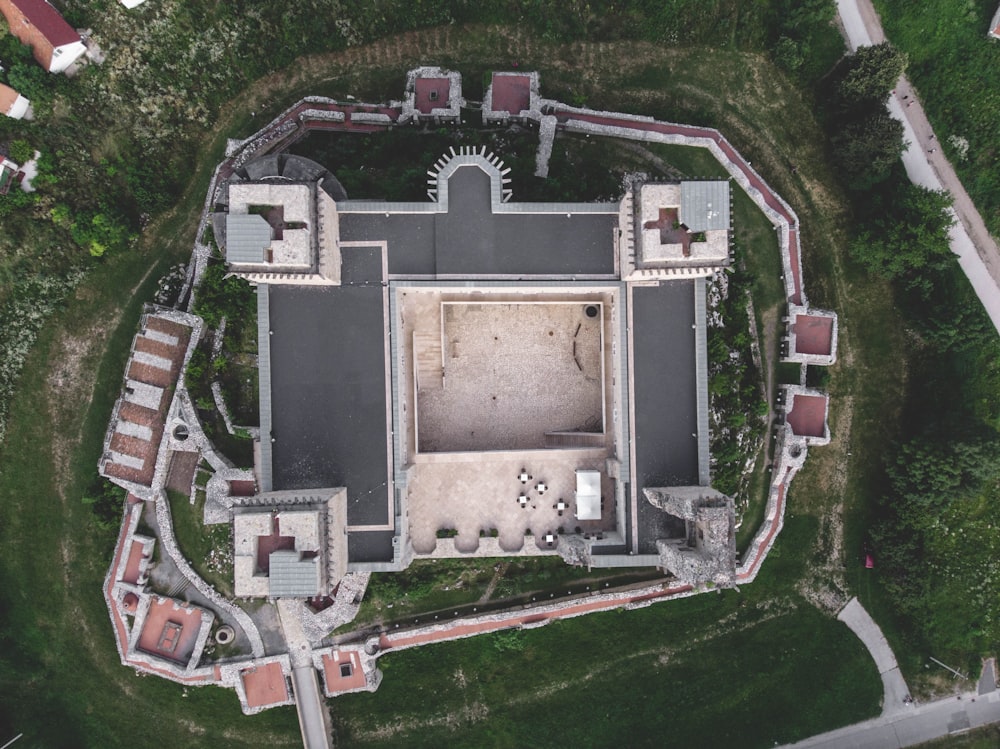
[166,488,233,598]
[334,518,881,748]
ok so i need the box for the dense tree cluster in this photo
[816,41,1000,666]
[827,43,909,191]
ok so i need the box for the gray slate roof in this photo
[226,214,272,263]
[268,550,320,597]
[680,181,730,232]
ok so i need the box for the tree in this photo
[850,183,954,292]
[69,211,133,257]
[82,477,126,531]
[8,140,33,165]
[832,111,905,190]
[773,36,804,72]
[836,42,907,108]
[885,436,1000,512]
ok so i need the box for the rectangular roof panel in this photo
[630,281,699,553]
[267,285,391,531]
[680,181,730,232]
[226,214,271,263]
[267,551,320,597]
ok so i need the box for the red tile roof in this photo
[414,77,450,114]
[490,74,531,115]
[136,597,205,666]
[241,662,290,708]
[786,394,827,438]
[5,0,80,47]
[0,83,21,115]
[791,314,834,356]
[321,651,367,694]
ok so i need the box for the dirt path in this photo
[478,562,509,604]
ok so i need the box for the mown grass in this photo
[166,489,233,598]
[0,65,300,746]
[333,517,881,748]
[317,33,901,746]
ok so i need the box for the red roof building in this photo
[0,0,86,72]
[0,82,31,119]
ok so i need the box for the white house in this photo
[0,82,31,119]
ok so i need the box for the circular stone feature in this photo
[172,423,189,441]
[585,305,599,318]
[215,625,235,645]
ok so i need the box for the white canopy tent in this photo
[574,470,602,520]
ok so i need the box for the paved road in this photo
[783,689,1000,749]
[278,601,332,749]
[836,0,1000,334]
[838,598,911,715]
[290,666,331,749]
[979,658,997,696]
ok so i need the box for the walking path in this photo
[979,658,997,696]
[836,0,1000,334]
[788,601,1000,747]
[278,601,331,749]
[838,597,910,715]
[377,583,695,653]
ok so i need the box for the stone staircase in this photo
[413,330,443,391]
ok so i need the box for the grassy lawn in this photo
[166,489,233,598]
[333,519,881,748]
[342,558,663,633]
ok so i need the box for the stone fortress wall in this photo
[97,67,837,724]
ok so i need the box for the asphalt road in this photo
[836,0,1000,334]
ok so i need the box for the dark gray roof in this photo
[232,153,347,202]
[267,286,391,531]
[268,550,320,597]
[339,164,618,277]
[348,530,396,564]
[226,214,271,263]
[629,281,700,554]
[680,181,729,232]
[244,155,281,181]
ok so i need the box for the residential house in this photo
[0,82,30,118]
[0,0,86,73]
